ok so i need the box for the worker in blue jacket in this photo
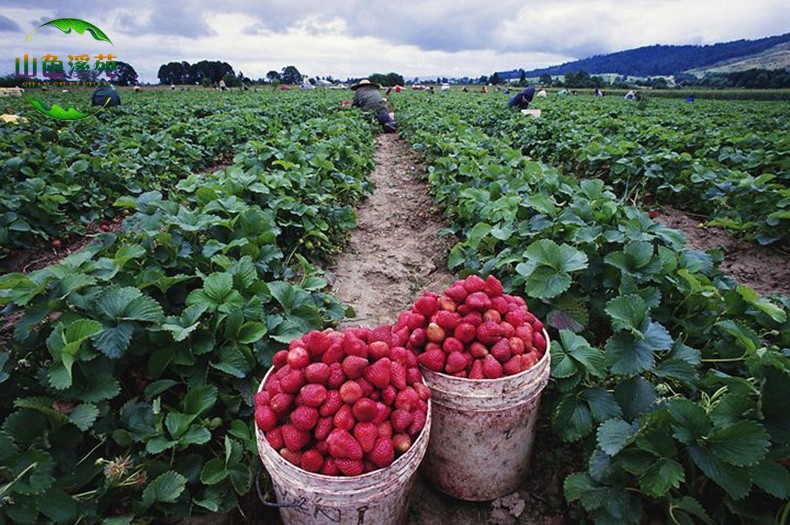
[508,86,536,109]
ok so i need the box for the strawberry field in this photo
[1,89,788,524]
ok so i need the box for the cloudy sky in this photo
[2,1,789,83]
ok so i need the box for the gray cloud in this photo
[0,15,21,32]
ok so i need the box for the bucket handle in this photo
[256,466,307,509]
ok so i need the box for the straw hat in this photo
[350,79,381,90]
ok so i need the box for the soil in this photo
[654,207,790,297]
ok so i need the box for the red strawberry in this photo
[390,361,407,390]
[391,409,414,433]
[463,275,486,293]
[321,457,340,476]
[533,331,547,352]
[354,422,379,453]
[254,390,270,407]
[333,405,356,431]
[369,324,394,344]
[515,323,533,343]
[270,393,295,417]
[279,448,302,465]
[395,387,420,411]
[315,439,328,457]
[509,337,525,356]
[321,343,345,364]
[339,380,363,404]
[304,330,332,355]
[327,363,346,388]
[469,359,485,379]
[503,356,522,376]
[282,424,309,452]
[424,342,442,353]
[392,434,412,454]
[265,380,282,399]
[368,341,391,360]
[300,449,324,472]
[426,323,445,343]
[314,416,334,441]
[408,410,427,437]
[408,328,427,349]
[444,285,468,304]
[372,402,391,425]
[482,354,503,379]
[335,458,364,476]
[483,275,504,297]
[532,319,545,333]
[437,296,456,312]
[491,339,511,363]
[505,309,526,326]
[255,406,278,432]
[300,384,327,408]
[343,332,368,358]
[304,362,330,384]
[454,322,477,344]
[491,296,509,314]
[320,389,343,416]
[406,366,422,385]
[442,337,464,355]
[499,321,515,338]
[342,355,368,379]
[406,313,426,330]
[520,352,539,371]
[413,382,431,401]
[445,351,472,374]
[364,358,391,389]
[415,295,439,317]
[272,350,289,368]
[417,348,445,372]
[291,406,319,431]
[287,347,310,369]
[434,311,461,331]
[461,312,483,327]
[648,209,659,219]
[382,385,397,405]
[327,429,363,460]
[266,427,284,450]
[477,322,502,345]
[452,371,468,378]
[465,292,492,312]
[512,295,527,307]
[482,309,501,323]
[352,398,378,422]
[280,369,305,394]
[369,437,395,468]
[346,327,369,342]
[378,420,393,438]
[356,377,375,398]
[394,327,410,347]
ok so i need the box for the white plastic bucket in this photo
[420,329,551,501]
[256,371,432,525]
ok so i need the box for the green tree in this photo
[489,72,502,85]
[539,73,552,86]
[112,61,138,86]
[281,65,302,85]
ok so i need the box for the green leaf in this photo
[179,425,211,446]
[605,333,654,375]
[667,398,711,444]
[582,388,623,422]
[553,396,593,442]
[737,285,787,323]
[706,421,769,467]
[688,444,751,500]
[605,295,647,333]
[564,473,607,511]
[146,437,178,454]
[94,322,135,359]
[228,463,252,494]
[752,460,790,498]
[38,488,79,523]
[122,295,164,322]
[597,418,637,456]
[69,403,99,431]
[143,471,187,505]
[558,330,607,378]
[165,412,196,439]
[639,458,685,498]
[35,18,113,44]
[715,320,759,352]
[200,458,228,485]
[669,496,712,525]
[182,385,218,416]
[267,281,313,314]
[614,377,656,422]
[96,286,143,320]
[237,321,267,344]
[516,239,588,300]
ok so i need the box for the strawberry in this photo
[382,385,397,405]
[265,378,283,397]
[406,313,426,330]
[321,343,345,364]
[291,406,319,431]
[320,389,342,416]
[483,275,504,297]
[477,322,502,345]
[352,398,379,422]
[299,384,327,408]
[270,393,295,417]
[424,342,442,353]
[408,410,427,437]
[512,295,527,307]
[520,352,539,371]
[369,324,394,344]
[509,337,525,355]
[321,457,340,476]
[333,404,356,431]
[372,402,391,425]
[368,341,391,360]
[281,424,309,452]
[315,439,328,456]
[343,332,368,358]
[413,382,432,401]
[461,312,483,327]
[499,321,515,338]
[342,355,368,379]
[454,322,477,344]
[364,358,391,389]
[279,369,305,394]
[417,348,445,372]
[354,422,379,453]
[426,323,446,343]
[408,328,427,349]
[503,356,522,376]
[369,437,395,468]
[393,327,410,347]
[346,327,369,342]
[437,296,457,312]
[648,209,659,219]
[491,296,510,315]
[327,363,346,389]
[445,351,472,374]
[452,371,468,378]
[482,354,503,379]
[533,331,547,352]
[491,339,512,363]
[339,380,363,404]
[304,362,330,384]
[463,275,486,293]
[279,448,302,465]
[434,311,461,331]
[335,458,364,476]
[442,337,464,355]
[356,377,375,398]
[465,292,492,312]
[391,409,414,433]
[395,387,420,411]
[469,359,485,379]
[327,429,363,460]
[314,416,334,441]
[515,323,533,343]
[304,330,332,355]
[406,366,422,385]
[255,406,278,432]
[532,319,545,333]
[505,309,526,326]
[300,449,324,472]
[392,434,412,454]
[390,361,407,390]
[444,285,468,304]
[287,347,310,369]
[482,309,501,323]
[272,350,289,368]
[414,295,439,317]
[266,427,284,450]
[378,420,393,438]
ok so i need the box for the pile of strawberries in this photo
[255,326,430,477]
[393,275,547,379]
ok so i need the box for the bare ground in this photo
[654,207,790,297]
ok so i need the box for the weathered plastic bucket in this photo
[420,329,551,501]
[256,370,432,525]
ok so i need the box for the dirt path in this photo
[655,207,790,297]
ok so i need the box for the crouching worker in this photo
[91,84,121,107]
[351,79,398,132]
[508,86,535,110]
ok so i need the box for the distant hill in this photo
[500,33,790,78]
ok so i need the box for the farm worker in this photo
[508,86,536,109]
[624,90,635,100]
[351,79,398,132]
[537,88,547,97]
[594,88,603,97]
[91,85,121,107]
[557,89,568,97]
[0,108,28,124]
[685,94,695,103]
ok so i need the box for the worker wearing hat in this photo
[351,79,398,132]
